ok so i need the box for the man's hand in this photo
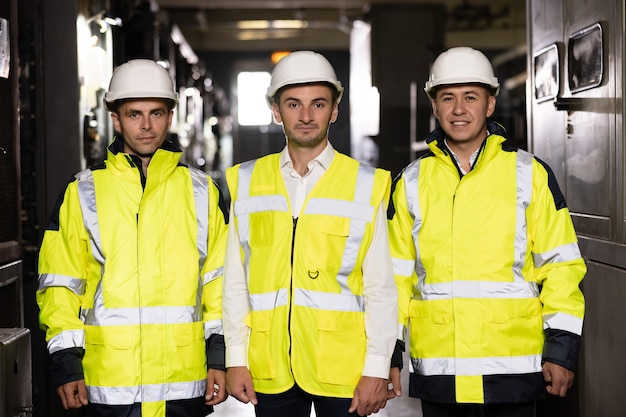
[205,368,227,406]
[348,376,389,416]
[226,366,258,405]
[388,367,402,399]
[543,362,575,397]
[57,380,88,410]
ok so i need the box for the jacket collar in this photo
[425,120,509,170]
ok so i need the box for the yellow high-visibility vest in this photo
[227,152,390,398]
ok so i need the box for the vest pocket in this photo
[247,311,276,379]
[316,311,365,386]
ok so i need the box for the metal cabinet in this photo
[0,328,32,417]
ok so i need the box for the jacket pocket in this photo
[316,311,365,386]
[408,300,455,358]
[248,311,276,379]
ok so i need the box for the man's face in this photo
[111,99,173,158]
[271,84,338,150]
[432,84,495,149]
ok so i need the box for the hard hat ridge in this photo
[265,50,344,108]
[104,59,179,111]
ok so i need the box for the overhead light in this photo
[271,51,291,64]
[236,20,307,30]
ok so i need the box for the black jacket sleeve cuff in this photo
[206,334,226,371]
[542,328,581,371]
[391,339,405,370]
[49,347,85,388]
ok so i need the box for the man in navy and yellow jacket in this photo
[36,59,229,417]
[223,51,399,417]
[388,47,586,417]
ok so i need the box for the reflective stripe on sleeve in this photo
[544,312,584,335]
[38,273,86,295]
[47,329,85,353]
[533,242,583,268]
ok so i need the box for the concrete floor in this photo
[212,352,422,417]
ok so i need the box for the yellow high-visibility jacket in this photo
[37,138,228,417]
[388,121,586,404]
[226,152,391,398]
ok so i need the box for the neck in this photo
[287,141,327,176]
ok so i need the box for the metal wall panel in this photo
[528,0,625,416]
[0,0,20,264]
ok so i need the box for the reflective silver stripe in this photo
[533,242,582,268]
[420,281,539,300]
[234,161,253,277]
[402,160,425,287]
[81,305,200,326]
[391,257,415,277]
[204,319,224,338]
[203,266,223,285]
[235,195,289,216]
[47,330,85,353]
[189,168,210,284]
[305,199,374,222]
[75,169,106,269]
[87,379,206,404]
[513,150,533,282]
[294,288,364,312]
[544,312,584,335]
[249,289,289,311]
[412,354,542,376]
[305,165,375,296]
[38,273,86,295]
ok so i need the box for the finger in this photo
[57,387,69,410]
[542,367,552,382]
[232,389,250,404]
[348,395,359,413]
[206,383,223,405]
[246,384,258,406]
[77,383,89,406]
[391,373,402,397]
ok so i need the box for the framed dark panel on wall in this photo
[533,43,559,102]
[568,22,603,93]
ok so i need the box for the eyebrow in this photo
[283,96,330,103]
[123,106,167,114]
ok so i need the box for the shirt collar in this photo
[444,131,489,174]
[279,141,335,172]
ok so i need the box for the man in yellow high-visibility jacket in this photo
[388,47,586,417]
[223,50,400,417]
[36,59,229,417]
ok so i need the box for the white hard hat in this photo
[265,50,344,108]
[424,47,500,99]
[104,59,179,111]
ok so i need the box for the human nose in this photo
[299,107,312,123]
[140,116,151,130]
[452,100,466,115]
